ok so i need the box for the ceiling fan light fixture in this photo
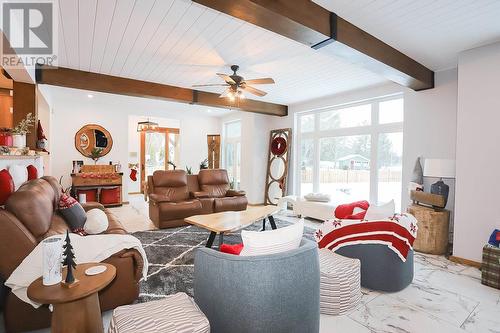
[137,119,159,132]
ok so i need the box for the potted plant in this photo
[12,113,36,148]
[90,147,103,164]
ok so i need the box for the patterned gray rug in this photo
[132,218,315,303]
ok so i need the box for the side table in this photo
[27,263,116,333]
[407,204,450,255]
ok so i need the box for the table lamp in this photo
[423,158,455,206]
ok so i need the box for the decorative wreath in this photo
[271,136,287,156]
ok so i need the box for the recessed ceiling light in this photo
[87,94,94,98]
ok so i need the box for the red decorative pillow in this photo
[0,169,14,205]
[26,165,38,180]
[335,200,370,219]
[496,231,500,242]
[100,187,120,205]
[58,193,87,230]
[77,188,98,202]
[345,210,368,220]
[220,243,244,255]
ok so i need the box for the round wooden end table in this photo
[27,262,116,333]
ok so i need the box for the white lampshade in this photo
[423,158,455,178]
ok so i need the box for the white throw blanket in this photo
[5,233,149,308]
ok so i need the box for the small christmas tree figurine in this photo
[61,230,78,287]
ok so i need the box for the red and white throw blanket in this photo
[315,213,418,262]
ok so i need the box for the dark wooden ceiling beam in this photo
[193,0,434,91]
[35,65,287,116]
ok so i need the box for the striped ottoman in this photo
[319,249,362,315]
[109,293,210,333]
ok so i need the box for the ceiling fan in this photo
[192,65,275,100]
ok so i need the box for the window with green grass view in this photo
[296,95,404,211]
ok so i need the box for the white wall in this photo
[453,41,500,262]
[269,70,458,213]
[49,87,222,201]
[220,112,272,204]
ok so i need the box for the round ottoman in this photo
[319,248,362,315]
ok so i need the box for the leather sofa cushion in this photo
[159,200,202,220]
[5,179,55,238]
[214,196,248,213]
[153,170,187,187]
[198,169,230,198]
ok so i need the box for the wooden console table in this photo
[71,172,123,207]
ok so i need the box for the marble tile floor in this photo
[2,195,499,333]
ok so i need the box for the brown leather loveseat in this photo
[148,169,247,229]
[0,176,143,333]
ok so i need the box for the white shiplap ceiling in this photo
[314,0,500,70]
[55,0,500,105]
[56,0,387,105]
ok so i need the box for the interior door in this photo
[140,127,180,192]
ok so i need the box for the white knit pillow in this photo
[8,164,28,190]
[84,209,109,234]
[364,200,395,221]
[240,219,304,256]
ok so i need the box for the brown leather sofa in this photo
[148,169,247,229]
[0,176,143,333]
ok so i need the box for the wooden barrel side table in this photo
[28,263,116,333]
[407,204,450,255]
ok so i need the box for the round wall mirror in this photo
[75,124,113,158]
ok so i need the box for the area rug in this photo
[132,218,316,302]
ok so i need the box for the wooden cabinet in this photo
[71,173,123,207]
[407,204,450,255]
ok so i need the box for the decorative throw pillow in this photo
[304,193,331,202]
[220,243,244,255]
[8,164,28,190]
[84,208,109,234]
[364,200,395,221]
[26,164,38,180]
[0,169,14,205]
[335,200,370,219]
[58,193,87,230]
[240,219,304,256]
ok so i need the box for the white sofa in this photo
[278,192,350,221]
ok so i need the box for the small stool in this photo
[109,292,210,333]
[319,248,362,315]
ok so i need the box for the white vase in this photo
[42,237,63,286]
[12,134,26,148]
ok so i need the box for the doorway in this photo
[140,127,180,192]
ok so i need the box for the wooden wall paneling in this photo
[0,88,13,128]
[12,82,37,149]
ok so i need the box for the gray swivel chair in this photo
[194,239,320,333]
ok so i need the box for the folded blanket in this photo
[5,233,149,308]
[315,213,418,262]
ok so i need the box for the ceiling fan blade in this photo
[216,73,236,85]
[242,85,267,97]
[192,84,229,87]
[243,78,275,85]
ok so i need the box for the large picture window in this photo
[296,95,404,210]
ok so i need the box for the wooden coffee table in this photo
[185,205,281,248]
[27,263,116,333]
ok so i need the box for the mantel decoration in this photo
[12,113,36,148]
[75,124,113,160]
[61,230,78,288]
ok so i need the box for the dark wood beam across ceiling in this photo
[193,0,434,91]
[35,65,288,117]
